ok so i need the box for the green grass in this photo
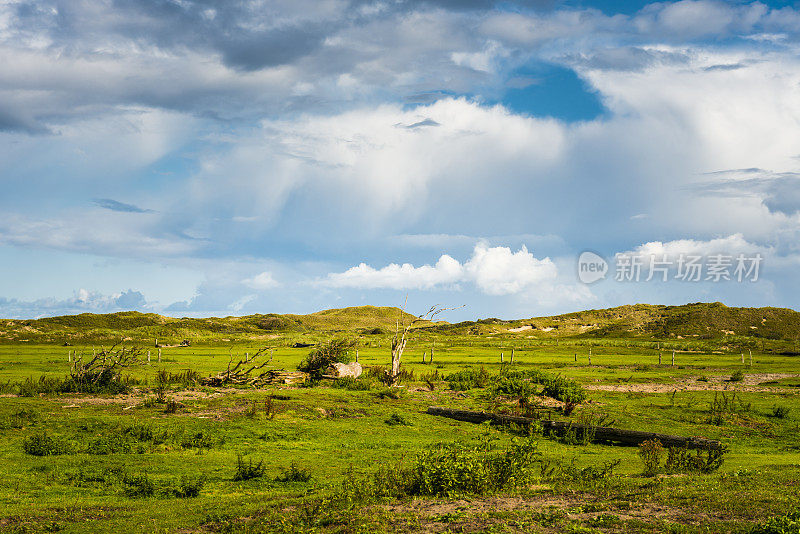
[0,308,799,533]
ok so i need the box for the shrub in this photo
[446,367,492,391]
[491,376,535,398]
[173,475,206,498]
[164,399,179,414]
[298,339,356,381]
[729,369,745,382]
[638,439,665,476]
[122,472,155,497]
[233,455,265,481]
[275,462,312,483]
[541,375,586,404]
[337,437,539,501]
[751,512,800,534]
[665,446,727,474]
[771,405,791,419]
[384,413,412,426]
[406,438,539,497]
[23,433,72,456]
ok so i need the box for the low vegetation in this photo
[0,303,799,533]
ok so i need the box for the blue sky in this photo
[1,0,800,320]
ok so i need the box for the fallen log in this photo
[426,406,723,450]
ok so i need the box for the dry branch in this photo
[201,348,306,386]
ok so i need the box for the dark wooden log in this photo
[426,406,723,450]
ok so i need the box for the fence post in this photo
[672,350,675,367]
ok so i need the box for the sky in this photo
[1,0,799,321]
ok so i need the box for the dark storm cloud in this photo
[694,170,800,216]
[0,109,49,134]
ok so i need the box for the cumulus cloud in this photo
[242,272,280,290]
[319,243,557,295]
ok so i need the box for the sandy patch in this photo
[586,373,800,394]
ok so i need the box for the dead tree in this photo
[68,344,142,391]
[385,302,463,386]
[201,347,292,386]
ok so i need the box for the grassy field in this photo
[1,308,799,533]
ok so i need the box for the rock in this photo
[324,362,362,378]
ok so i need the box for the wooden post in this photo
[749,349,752,367]
[147,350,151,364]
[246,352,249,362]
[500,352,504,363]
[356,349,359,363]
[430,347,434,364]
[588,348,592,366]
[574,353,577,362]
[158,348,162,363]
[672,350,675,367]
[510,351,514,364]
[659,352,662,365]
[68,350,71,363]
[741,352,744,364]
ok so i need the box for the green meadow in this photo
[1,304,799,533]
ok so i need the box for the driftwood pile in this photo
[427,406,723,450]
[200,348,308,387]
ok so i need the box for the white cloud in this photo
[318,243,557,296]
[465,243,557,295]
[242,271,280,290]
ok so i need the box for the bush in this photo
[729,369,745,382]
[233,455,265,481]
[541,375,586,404]
[298,339,356,381]
[771,405,791,419]
[275,462,312,483]
[446,367,492,391]
[406,438,539,497]
[638,439,665,476]
[491,376,535,398]
[665,446,727,474]
[338,437,540,501]
[751,512,800,534]
[23,433,72,456]
[122,472,155,497]
[173,475,206,498]
[384,413,412,426]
